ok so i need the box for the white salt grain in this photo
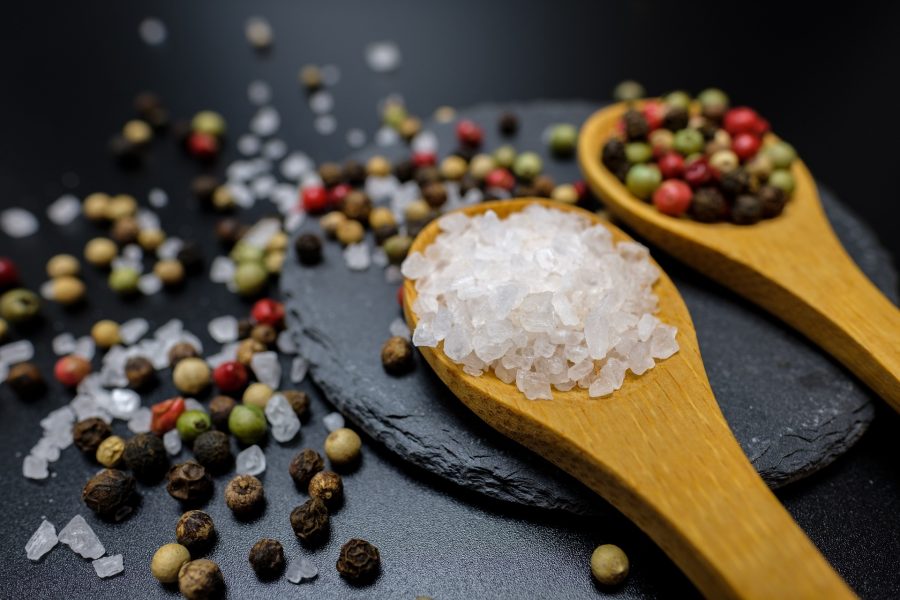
[314,115,337,136]
[59,515,105,559]
[237,134,261,156]
[343,242,370,271]
[247,80,272,105]
[322,412,344,432]
[93,554,124,578]
[264,393,300,442]
[309,91,334,114]
[1,339,34,365]
[365,41,401,72]
[138,274,162,295]
[251,106,280,137]
[163,428,182,455]
[47,195,80,225]
[346,128,367,148]
[208,316,239,344]
[127,407,152,433]
[1,208,39,238]
[290,356,308,383]
[148,188,168,208]
[139,17,167,45]
[251,351,281,388]
[23,454,49,480]
[287,557,318,583]
[236,445,266,475]
[26,519,58,561]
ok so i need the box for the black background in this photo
[1,2,899,599]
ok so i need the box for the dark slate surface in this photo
[282,101,896,515]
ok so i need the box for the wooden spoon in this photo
[578,101,900,411]
[403,199,854,600]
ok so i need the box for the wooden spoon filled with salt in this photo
[402,199,854,600]
[578,101,900,411]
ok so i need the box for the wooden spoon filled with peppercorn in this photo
[403,199,855,600]
[579,100,900,412]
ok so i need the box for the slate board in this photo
[282,101,897,515]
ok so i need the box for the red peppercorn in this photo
[396,287,404,306]
[485,168,516,191]
[455,119,483,147]
[0,257,19,289]
[412,151,436,168]
[641,100,666,131]
[187,132,219,160]
[251,298,285,327]
[732,133,762,161]
[213,361,248,394]
[54,355,91,387]
[652,180,693,216]
[573,180,588,200]
[301,186,329,214]
[657,152,685,179]
[327,183,352,208]
[151,397,186,435]
[722,107,760,136]
[751,117,770,137]
[683,158,714,188]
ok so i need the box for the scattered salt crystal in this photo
[208,316,239,344]
[139,17,167,45]
[148,188,168,208]
[31,437,61,462]
[309,91,334,114]
[284,211,305,232]
[365,41,401,72]
[206,342,239,369]
[41,406,75,433]
[59,515,105,559]
[263,138,287,160]
[136,209,160,230]
[343,242,370,271]
[250,106,280,137]
[290,357,308,383]
[236,445,266,475]
[314,115,337,136]
[120,318,150,345]
[108,389,141,419]
[73,336,96,361]
[40,280,55,300]
[230,182,255,208]
[411,130,438,154]
[251,351,281,388]
[389,318,410,339]
[241,218,281,249]
[93,554,124,578]
[384,265,403,284]
[251,175,277,200]
[209,256,236,283]
[23,454,49,480]
[371,248,388,267]
[156,237,184,260]
[237,134,261,156]
[26,519,58,561]
[163,428,182,455]
[365,175,399,202]
[265,393,301,442]
[1,339,34,365]
[276,330,297,354]
[287,557,318,583]
[322,412,344,432]
[138,274,162,295]
[183,398,205,413]
[321,64,341,85]
[280,152,313,180]
[247,80,272,105]
[47,195,80,225]
[245,16,273,49]
[1,208,39,238]
[127,407,152,433]
[375,126,399,147]
[346,128,367,148]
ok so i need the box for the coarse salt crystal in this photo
[47,195,80,225]
[1,207,39,238]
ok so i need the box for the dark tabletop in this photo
[1,2,899,599]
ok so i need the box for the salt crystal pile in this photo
[92,554,124,578]
[58,515,105,559]
[403,206,679,400]
[236,445,266,475]
[264,393,300,442]
[25,519,58,561]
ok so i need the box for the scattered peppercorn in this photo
[242,382,273,408]
[758,184,787,218]
[125,355,156,389]
[290,497,329,545]
[248,538,285,580]
[177,410,212,444]
[234,262,268,296]
[224,474,265,516]
[54,354,91,387]
[341,190,372,222]
[336,219,365,246]
[173,357,211,395]
[73,417,112,454]
[294,233,323,266]
[177,243,204,275]
[237,318,254,340]
[213,360,249,393]
[82,468,137,519]
[82,193,110,221]
[498,111,519,136]
[109,266,140,294]
[228,404,267,445]
[46,254,80,279]
[591,544,629,586]
[381,336,415,375]
[192,430,232,472]
[0,288,41,324]
[151,543,191,584]
[49,275,86,305]
[6,361,45,398]
[176,510,217,553]
[123,432,169,481]
[0,318,7,342]
[154,259,186,287]
[167,461,214,505]
[91,320,121,348]
[111,216,140,245]
[289,448,325,488]
[84,238,118,268]
[325,428,362,468]
[168,341,200,367]
[336,538,381,583]
[281,390,310,421]
[208,395,237,430]
[308,470,343,508]
[178,559,224,600]
[249,324,277,347]
[95,435,126,468]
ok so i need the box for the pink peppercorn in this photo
[723,107,760,136]
[54,355,91,387]
[641,100,666,131]
[251,298,285,327]
[213,361,249,394]
[485,168,515,190]
[187,132,219,160]
[653,180,693,216]
[683,159,714,188]
[732,133,762,161]
[657,152,685,179]
[302,186,329,214]
[456,120,484,147]
[0,257,19,289]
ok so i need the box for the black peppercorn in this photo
[601,138,627,172]
[134,92,162,119]
[208,396,237,431]
[699,119,720,141]
[6,362,45,399]
[215,218,247,248]
[341,191,372,223]
[373,224,399,245]
[318,162,344,188]
[123,432,169,482]
[731,194,763,225]
[336,538,381,583]
[343,160,367,186]
[294,233,323,266]
[422,182,448,208]
[290,498,329,544]
[125,355,156,389]
[720,168,750,198]
[690,187,729,223]
[178,559,224,600]
[381,336,415,375]
[237,318,254,340]
[282,390,310,421]
[662,106,690,132]
[167,461,214,505]
[414,166,441,187]
[191,175,220,207]
[176,510,216,553]
[250,324,277,347]
[392,159,416,183]
[169,341,201,367]
[109,135,141,168]
[73,417,112,454]
[533,175,556,198]
[458,174,479,195]
[82,468,137,519]
[289,448,325,488]
[758,184,787,218]
[192,430,232,472]
[622,109,649,141]
[248,538,285,580]
[177,242,204,275]
[498,111,519,136]
[308,470,343,508]
[224,474,265,517]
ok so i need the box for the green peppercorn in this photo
[612,80,645,102]
[108,266,140,294]
[469,154,496,180]
[664,90,692,111]
[493,145,517,169]
[512,152,542,181]
[765,141,797,169]
[768,169,795,195]
[698,88,730,121]
[228,404,267,445]
[177,410,212,443]
[548,123,578,156]
[230,241,265,264]
[383,235,413,265]
[591,544,629,586]
[233,262,268,296]
[192,111,226,137]
[0,288,41,324]
[624,142,653,164]
[625,164,662,200]
[672,129,705,156]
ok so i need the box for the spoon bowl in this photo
[578,102,900,410]
[403,199,854,599]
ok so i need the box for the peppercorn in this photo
[250,324,277,347]
[176,509,216,553]
[319,212,346,239]
[709,150,739,175]
[759,185,787,218]
[234,262,268,296]
[48,276,85,306]
[225,474,265,516]
[122,119,152,146]
[242,382,274,408]
[366,155,392,177]
[109,266,140,294]
[601,139,627,173]
[663,106,690,132]
[124,356,156,389]
[110,216,140,245]
[380,336,415,375]
[214,218,244,247]
[46,254,80,279]
[82,468,137,519]
[91,320,121,348]
[317,162,343,188]
[720,168,751,198]
[371,224,398,246]
[169,341,200,367]
[107,194,138,220]
[673,129,705,156]
[732,194,763,225]
[622,110,649,141]
[492,145,516,169]
[124,432,169,481]
[177,242,204,275]
[109,135,141,167]
[289,448,325,488]
[552,184,579,205]
[683,158,714,188]
[209,395,237,430]
[325,428,362,468]
[6,361,44,398]
[251,298,284,327]
[210,186,235,211]
[0,288,41,323]
[290,497,329,544]
[497,111,519,136]
[301,185,328,213]
[73,417,112,454]
[178,559,224,600]
[294,233,323,266]
[192,430,232,472]
[213,360,248,394]
[591,544,629,586]
[612,80,645,102]
[768,169,795,195]
[624,142,653,164]
[732,132,761,161]
[154,259,185,287]
[228,404,267,444]
[237,318,254,340]
[192,111,226,138]
[308,470,343,508]
[248,538,285,580]
[745,153,773,180]
[282,390,311,421]
[335,220,365,246]
[150,396,186,435]
[95,435,125,467]
[0,318,7,342]
[418,182,445,209]
[765,141,796,169]
[232,241,265,264]
[173,357,211,395]
[339,160,364,186]
[54,354,91,387]
[382,235,412,265]
[439,155,467,181]
[83,193,111,221]
[177,410,212,444]
[698,88,730,122]
[299,64,322,90]
[690,187,728,223]
[191,175,219,207]
[167,461,214,505]
[151,543,191,584]
[237,339,266,366]
[336,539,381,582]
[138,228,166,251]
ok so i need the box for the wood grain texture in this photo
[578,102,900,412]
[403,199,855,599]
